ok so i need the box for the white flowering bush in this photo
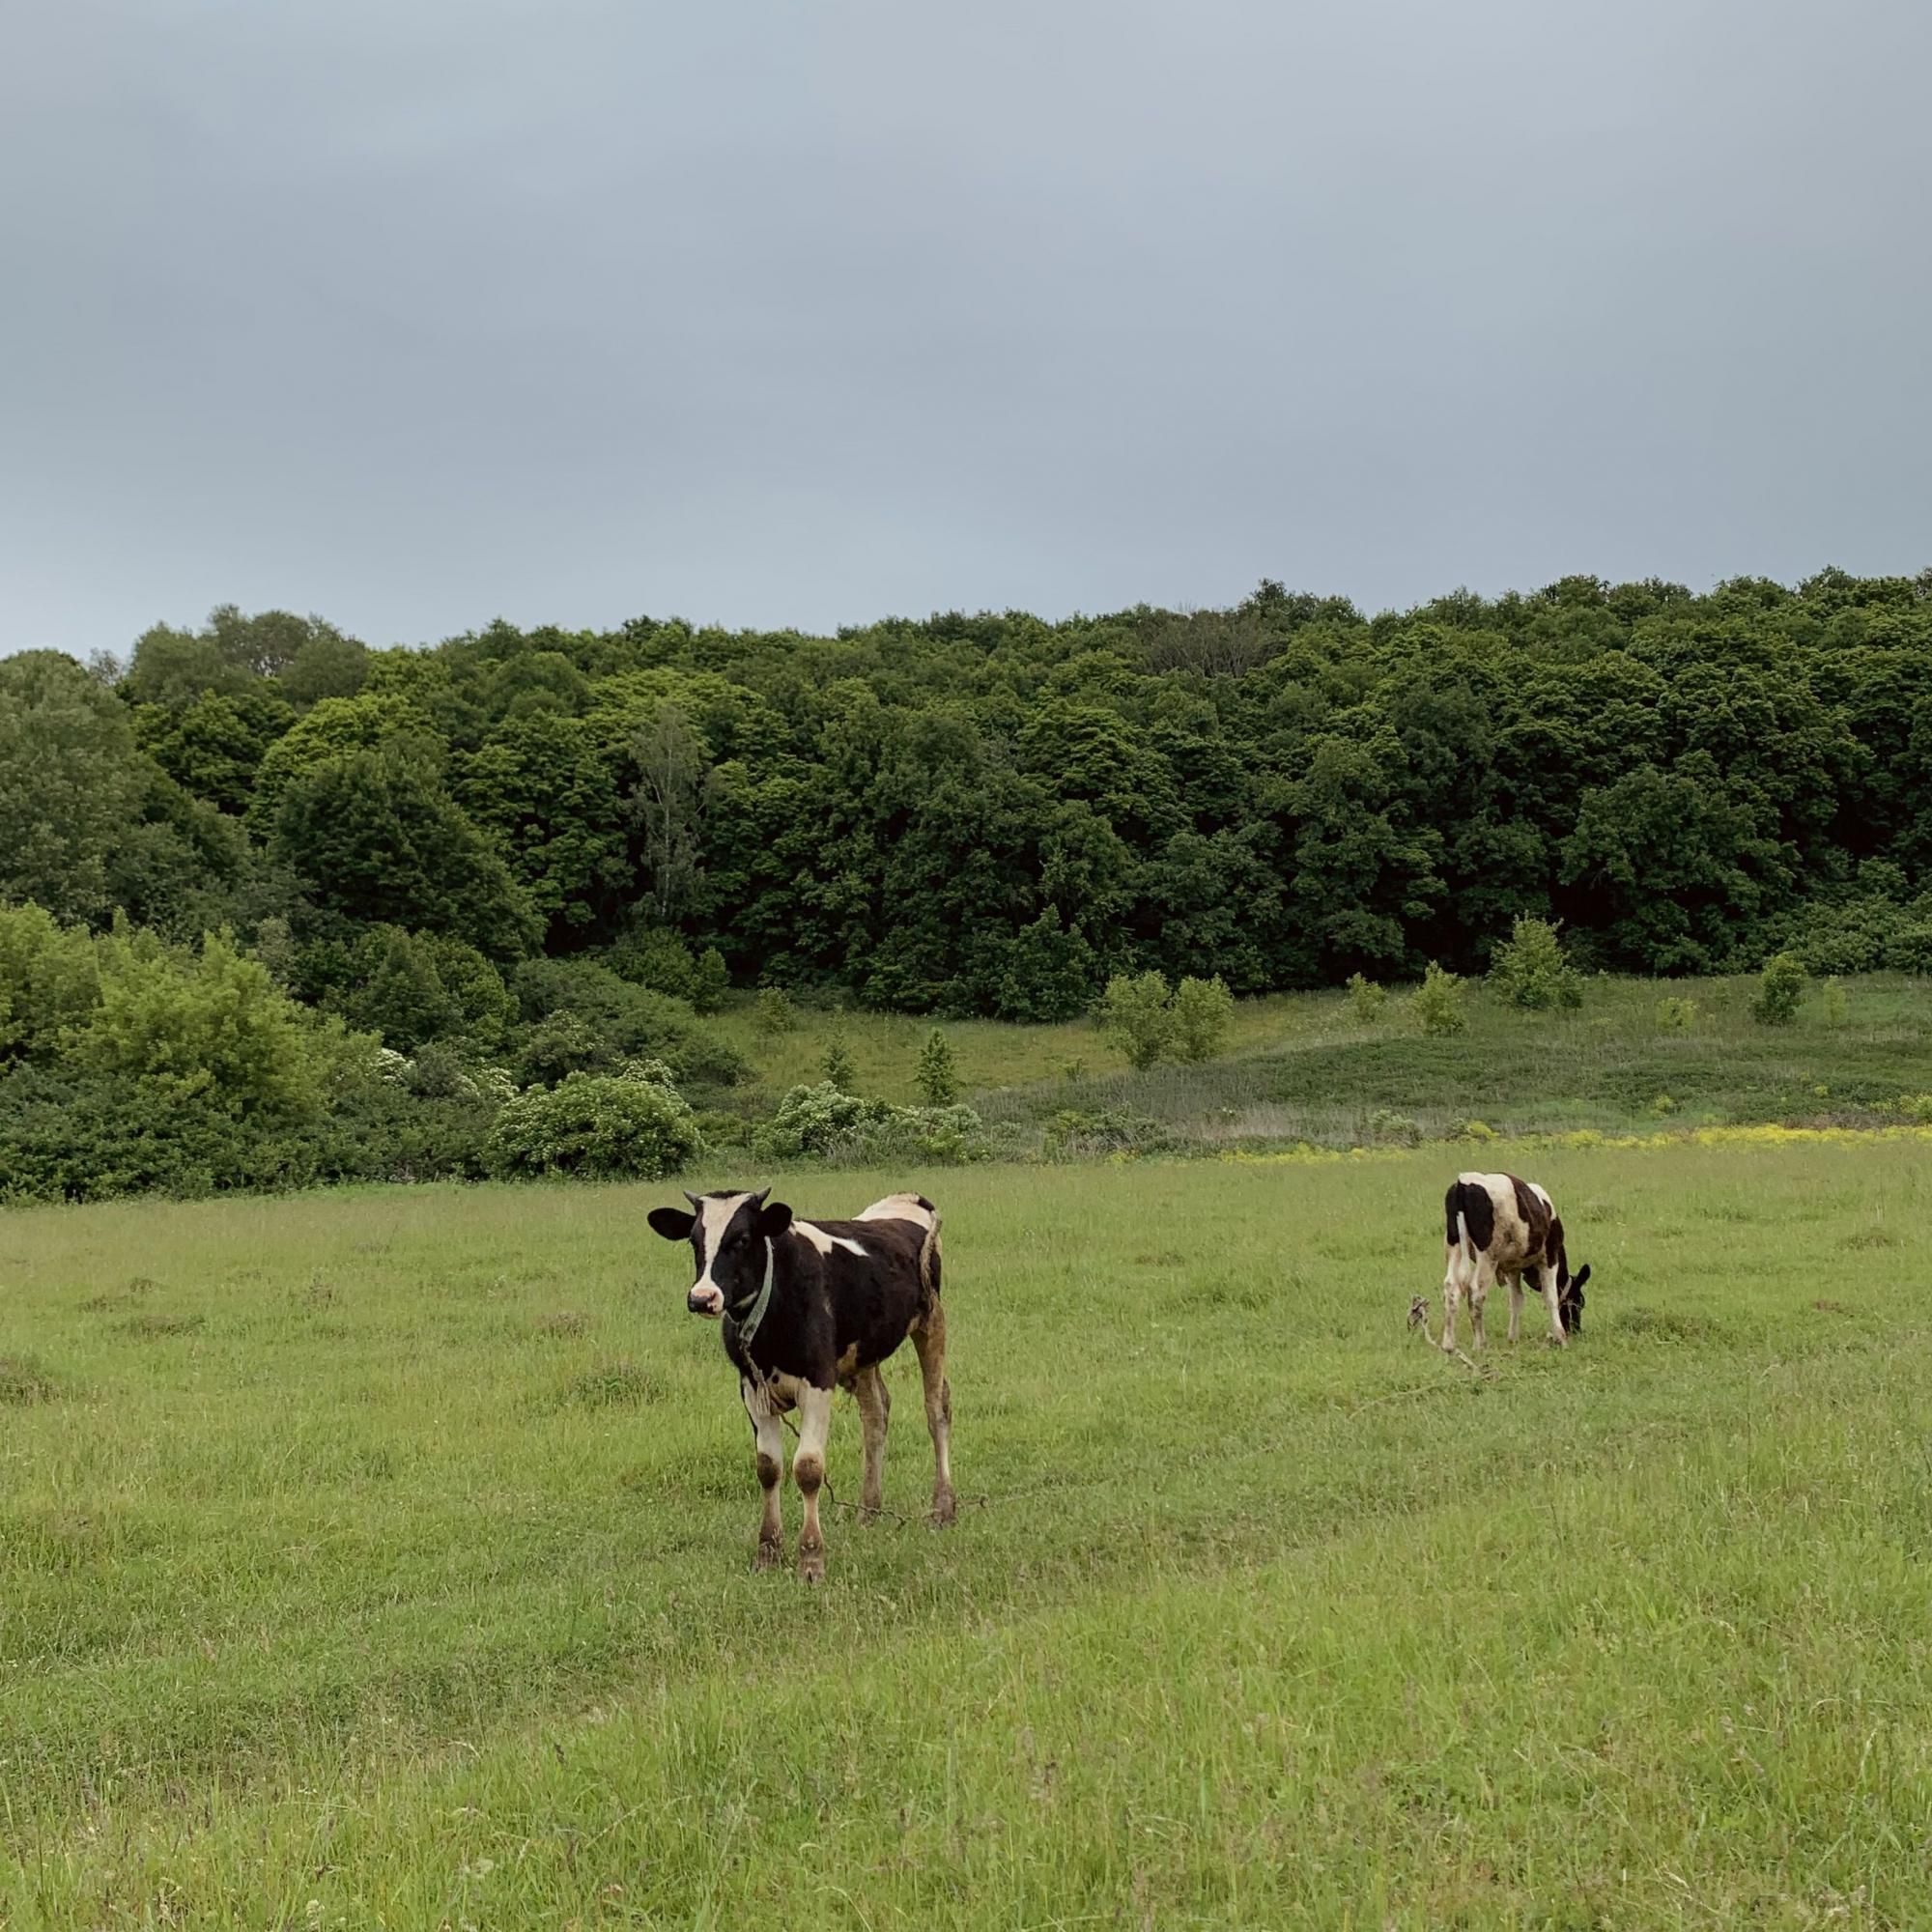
[485,1067,702,1180]
[751,1082,987,1165]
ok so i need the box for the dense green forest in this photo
[4,567,1931,1197]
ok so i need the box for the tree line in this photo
[7,568,1932,1036]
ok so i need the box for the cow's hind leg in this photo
[742,1378,786,1571]
[852,1363,890,1521]
[910,1304,956,1526]
[793,1383,833,1583]
[1467,1255,1492,1354]
[1507,1270,1525,1346]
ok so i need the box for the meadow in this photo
[715,972,1932,1147]
[4,1141,1930,1927]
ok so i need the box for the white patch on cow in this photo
[858,1191,933,1229]
[793,1220,868,1257]
[743,1369,805,1416]
[692,1191,755,1309]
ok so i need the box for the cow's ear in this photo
[647,1206,696,1241]
[1570,1264,1591,1293]
[755,1199,793,1238]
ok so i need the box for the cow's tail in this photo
[1442,1181,1474,1264]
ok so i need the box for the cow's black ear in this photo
[647,1207,696,1241]
[755,1199,793,1238]
[1571,1264,1591,1293]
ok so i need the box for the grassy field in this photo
[714,974,1932,1149]
[5,1144,1931,1927]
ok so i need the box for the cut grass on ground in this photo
[4,1145,1929,1926]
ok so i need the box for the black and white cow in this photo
[647,1187,953,1581]
[1437,1171,1591,1352]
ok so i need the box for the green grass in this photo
[707,975,1932,1151]
[5,1146,1931,1926]
[965,973,1932,1148]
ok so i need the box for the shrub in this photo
[821,1026,857,1093]
[1750,952,1807,1027]
[995,910,1098,1023]
[1169,976,1235,1063]
[1346,973,1387,1026]
[1409,961,1466,1037]
[1095,972,1176,1068]
[1040,1107,1172,1159]
[1896,1094,1932,1124]
[1488,916,1583,1011]
[1820,976,1848,1026]
[914,1029,958,1106]
[691,948,729,1015]
[1366,1108,1423,1147]
[0,901,104,1065]
[485,1067,701,1181]
[752,1082,886,1160]
[606,928,697,1002]
[1453,1118,1496,1142]
[1885,920,1932,975]
[513,956,742,1087]
[750,1081,986,1165]
[71,927,326,1117]
[1656,995,1699,1034]
[753,987,798,1036]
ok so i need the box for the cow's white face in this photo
[647,1188,791,1318]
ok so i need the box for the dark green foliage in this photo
[328,926,512,1053]
[691,947,729,1015]
[0,651,150,923]
[511,956,743,1089]
[270,746,540,961]
[1751,952,1808,1027]
[996,911,1099,1022]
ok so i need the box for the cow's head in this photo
[1558,1263,1591,1337]
[647,1187,793,1318]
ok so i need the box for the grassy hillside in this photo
[4,1145,1930,1925]
[716,973,1932,1148]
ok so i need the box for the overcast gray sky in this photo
[3,0,1927,656]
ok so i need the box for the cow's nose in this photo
[688,1290,722,1316]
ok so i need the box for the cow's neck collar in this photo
[724,1236,778,1350]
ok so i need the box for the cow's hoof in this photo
[930,1491,957,1528]
[856,1503,881,1525]
[754,1538,784,1572]
[798,1543,825,1584]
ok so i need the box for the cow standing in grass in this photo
[648,1188,952,1581]
[1436,1172,1591,1353]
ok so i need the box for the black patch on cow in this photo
[647,1206,696,1242]
[1560,1263,1590,1336]
[1445,1179,1494,1253]
[1509,1175,1552,1259]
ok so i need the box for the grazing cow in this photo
[1438,1171,1591,1353]
[647,1187,953,1581]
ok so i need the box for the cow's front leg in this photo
[742,1378,785,1571]
[1536,1264,1567,1347]
[1506,1270,1525,1346]
[793,1382,834,1583]
[851,1363,890,1521]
